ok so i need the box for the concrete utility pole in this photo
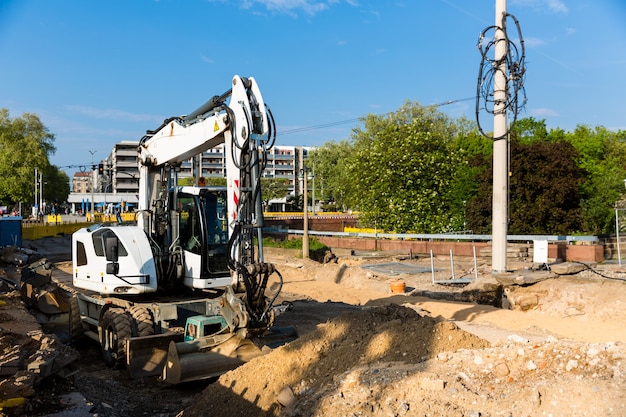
[492,0,508,273]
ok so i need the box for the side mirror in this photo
[105,236,119,275]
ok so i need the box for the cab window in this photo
[92,229,128,257]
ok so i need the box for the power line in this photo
[280,119,361,135]
[279,97,474,136]
[58,97,475,169]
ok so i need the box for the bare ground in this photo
[1,236,625,416]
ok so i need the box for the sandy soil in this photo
[180,249,626,417]
[0,236,625,416]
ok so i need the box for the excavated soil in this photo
[0,236,625,417]
[177,256,626,417]
[182,304,491,417]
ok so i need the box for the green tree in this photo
[0,109,58,209]
[178,177,195,186]
[261,178,290,204]
[467,134,585,235]
[450,123,492,231]
[565,125,626,234]
[508,140,585,234]
[44,166,70,206]
[309,112,626,235]
[346,101,463,233]
[510,117,549,143]
[286,193,303,212]
[178,176,227,187]
[308,140,353,212]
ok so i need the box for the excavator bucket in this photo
[162,325,299,384]
[126,333,184,378]
[128,326,299,382]
[162,334,264,384]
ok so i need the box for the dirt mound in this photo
[181,304,489,417]
[283,337,626,417]
[181,301,626,417]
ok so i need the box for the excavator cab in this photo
[175,186,231,290]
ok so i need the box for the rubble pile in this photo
[0,290,79,415]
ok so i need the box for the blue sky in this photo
[1,0,625,179]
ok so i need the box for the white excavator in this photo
[70,75,291,383]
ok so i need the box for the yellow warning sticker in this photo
[214,121,220,132]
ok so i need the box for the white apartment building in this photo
[68,142,312,213]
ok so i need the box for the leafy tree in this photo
[286,193,303,212]
[467,137,585,235]
[450,125,492,231]
[205,177,227,187]
[261,178,290,203]
[178,176,195,186]
[44,166,70,206]
[0,109,58,209]
[308,140,353,211]
[309,112,626,236]
[509,140,585,234]
[345,101,463,233]
[510,117,549,143]
[565,125,626,234]
[178,176,226,186]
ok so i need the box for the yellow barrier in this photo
[85,212,137,222]
[22,212,138,240]
[264,211,355,218]
[47,214,64,223]
[22,222,89,240]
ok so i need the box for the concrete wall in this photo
[559,243,604,262]
[310,236,603,263]
[267,215,604,262]
[19,213,605,263]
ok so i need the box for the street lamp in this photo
[311,165,316,216]
[39,171,43,214]
[34,167,38,218]
[89,150,96,221]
